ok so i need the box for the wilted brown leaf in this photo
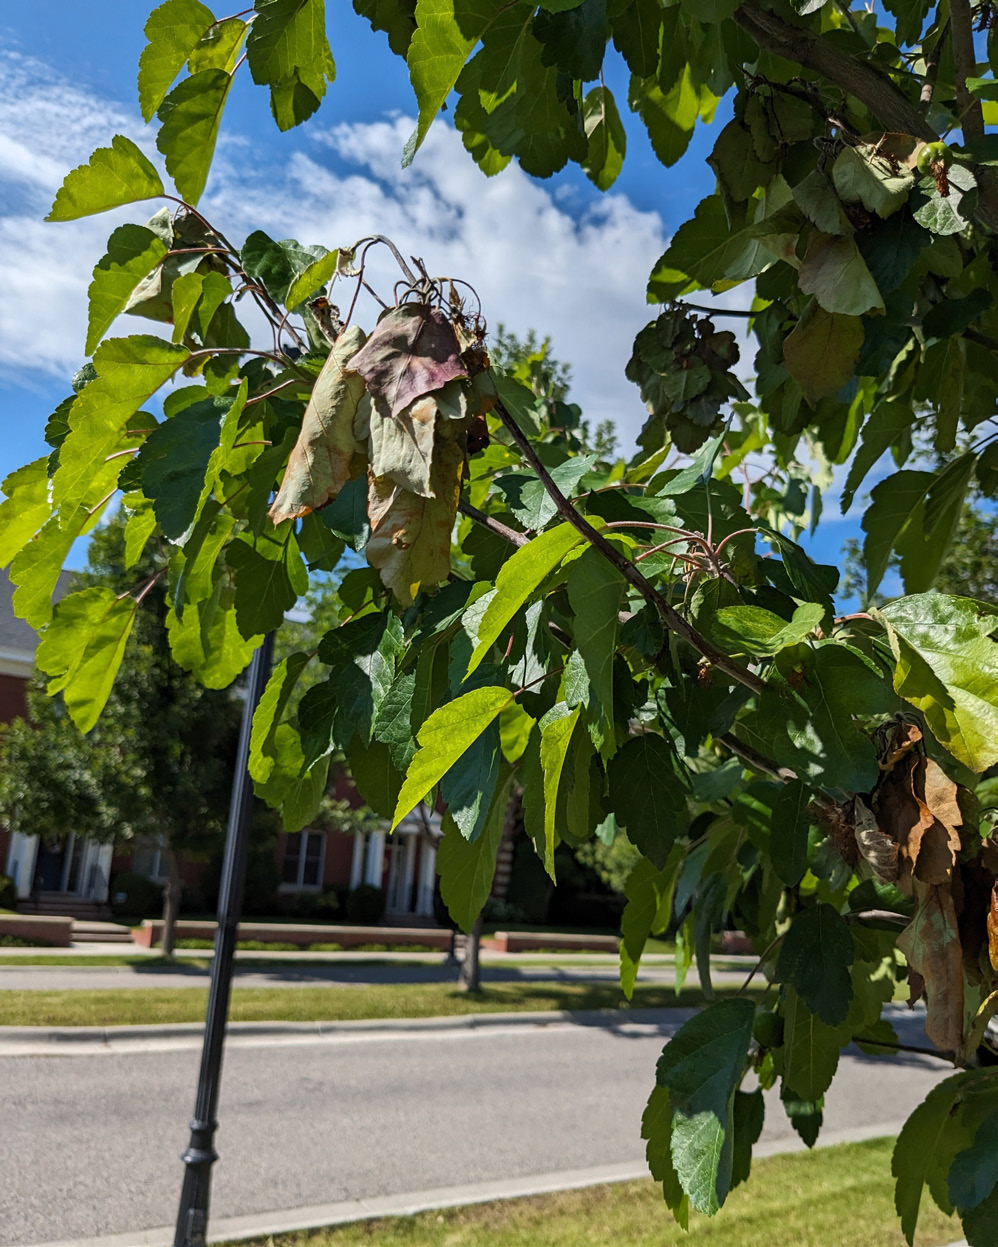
[369,394,438,497]
[347,303,468,419]
[989,882,998,974]
[269,326,368,524]
[877,719,922,773]
[854,797,899,883]
[874,752,962,892]
[897,877,964,1053]
[365,429,464,605]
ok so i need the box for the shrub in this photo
[0,874,17,910]
[110,870,163,918]
[345,883,385,924]
[482,897,529,925]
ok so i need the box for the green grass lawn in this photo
[0,981,764,1027]
[219,1138,956,1247]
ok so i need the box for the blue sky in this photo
[0,4,858,584]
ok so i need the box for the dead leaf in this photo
[874,753,962,892]
[876,719,922,772]
[369,394,438,498]
[854,797,899,883]
[347,303,468,419]
[989,883,998,974]
[268,326,368,524]
[365,430,464,605]
[897,877,964,1053]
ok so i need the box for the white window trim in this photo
[279,830,326,892]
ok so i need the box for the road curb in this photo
[0,1007,696,1056]
[19,1132,968,1247]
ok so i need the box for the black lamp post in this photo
[174,630,275,1247]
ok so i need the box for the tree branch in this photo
[950,0,986,141]
[718,732,797,783]
[734,0,936,139]
[493,399,767,698]
[458,498,528,548]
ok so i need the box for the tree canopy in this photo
[3,2,998,1241]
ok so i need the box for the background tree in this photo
[3,4,998,1242]
[0,515,245,954]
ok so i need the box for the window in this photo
[132,838,168,880]
[282,831,325,889]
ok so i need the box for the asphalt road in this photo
[2,1009,948,1247]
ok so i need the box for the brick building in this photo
[0,569,440,919]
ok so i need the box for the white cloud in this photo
[0,57,666,446]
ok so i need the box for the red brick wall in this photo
[0,673,27,724]
[323,830,355,887]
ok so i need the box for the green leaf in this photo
[391,684,512,829]
[912,165,977,236]
[641,1085,690,1228]
[87,225,169,355]
[770,779,810,886]
[775,904,854,1026]
[226,526,306,638]
[348,738,404,820]
[605,733,687,868]
[138,0,216,120]
[840,400,911,514]
[9,518,81,629]
[492,453,595,531]
[300,612,404,761]
[134,389,243,538]
[437,766,513,932]
[0,459,53,570]
[47,136,165,222]
[279,754,330,831]
[246,0,336,130]
[862,455,976,596]
[709,602,824,658]
[249,651,311,786]
[533,0,608,80]
[567,547,623,752]
[730,1089,765,1189]
[53,336,190,515]
[188,16,249,73]
[404,0,502,164]
[949,1116,998,1214]
[453,4,586,178]
[893,1071,998,1245]
[441,719,502,841]
[782,986,849,1101]
[36,587,138,732]
[741,646,891,795]
[580,83,625,191]
[373,669,419,772]
[467,522,584,677]
[630,67,717,171]
[166,578,259,688]
[619,848,685,998]
[647,193,771,303]
[832,144,913,218]
[286,248,338,308]
[157,68,235,205]
[798,233,885,317]
[656,998,756,1214]
[878,593,998,773]
[782,303,863,409]
[540,704,581,874]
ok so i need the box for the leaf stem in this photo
[736,931,784,996]
[512,665,565,699]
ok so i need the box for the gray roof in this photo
[0,567,74,653]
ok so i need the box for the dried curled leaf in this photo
[269,326,368,524]
[989,883,998,974]
[365,427,464,605]
[369,394,438,498]
[897,878,964,1053]
[347,303,468,419]
[854,797,899,883]
[874,752,962,893]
